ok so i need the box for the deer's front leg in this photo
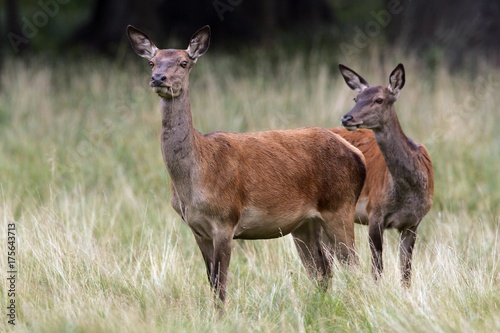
[368,219,384,280]
[212,233,233,306]
[194,235,214,287]
[399,226,417,287]
[194,229,233,309]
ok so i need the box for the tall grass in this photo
[0,51,499,332]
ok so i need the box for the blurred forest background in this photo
[1,0,499,69]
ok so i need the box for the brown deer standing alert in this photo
[332,64,434,286]
[127,25,366,308]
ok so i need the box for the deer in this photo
[331,64,434,287]
[126,25,367,309]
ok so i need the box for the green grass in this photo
[1,51,499,332]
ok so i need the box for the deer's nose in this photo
[341,114,353,125]
[151,73,167,86]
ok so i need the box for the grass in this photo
[0,50,499,332]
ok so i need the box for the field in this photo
[1,50,499,332]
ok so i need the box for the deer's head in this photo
[339,64,405,131]
[127,25,211,98]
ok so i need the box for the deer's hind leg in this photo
[320,205,358,266]
[292,219,332,290]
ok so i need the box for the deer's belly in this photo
[233,206,321,240]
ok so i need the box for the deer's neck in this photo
[373,108,421,191]
[159,92,201,197]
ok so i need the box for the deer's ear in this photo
[127,25,159,60]
[187,26,210,62]
[339,64,369,93]
[388,63,405,97]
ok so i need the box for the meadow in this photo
[0,49,499,332]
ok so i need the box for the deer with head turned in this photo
[332,64,434,286]
[126,25,366,309]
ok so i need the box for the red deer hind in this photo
[126,25,366,309]
[332,64,434,286]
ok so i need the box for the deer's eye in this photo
[180,61,188,68]
[375,98,384,104]
[149,61,154,68]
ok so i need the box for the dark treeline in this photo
[2,0,499,69]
